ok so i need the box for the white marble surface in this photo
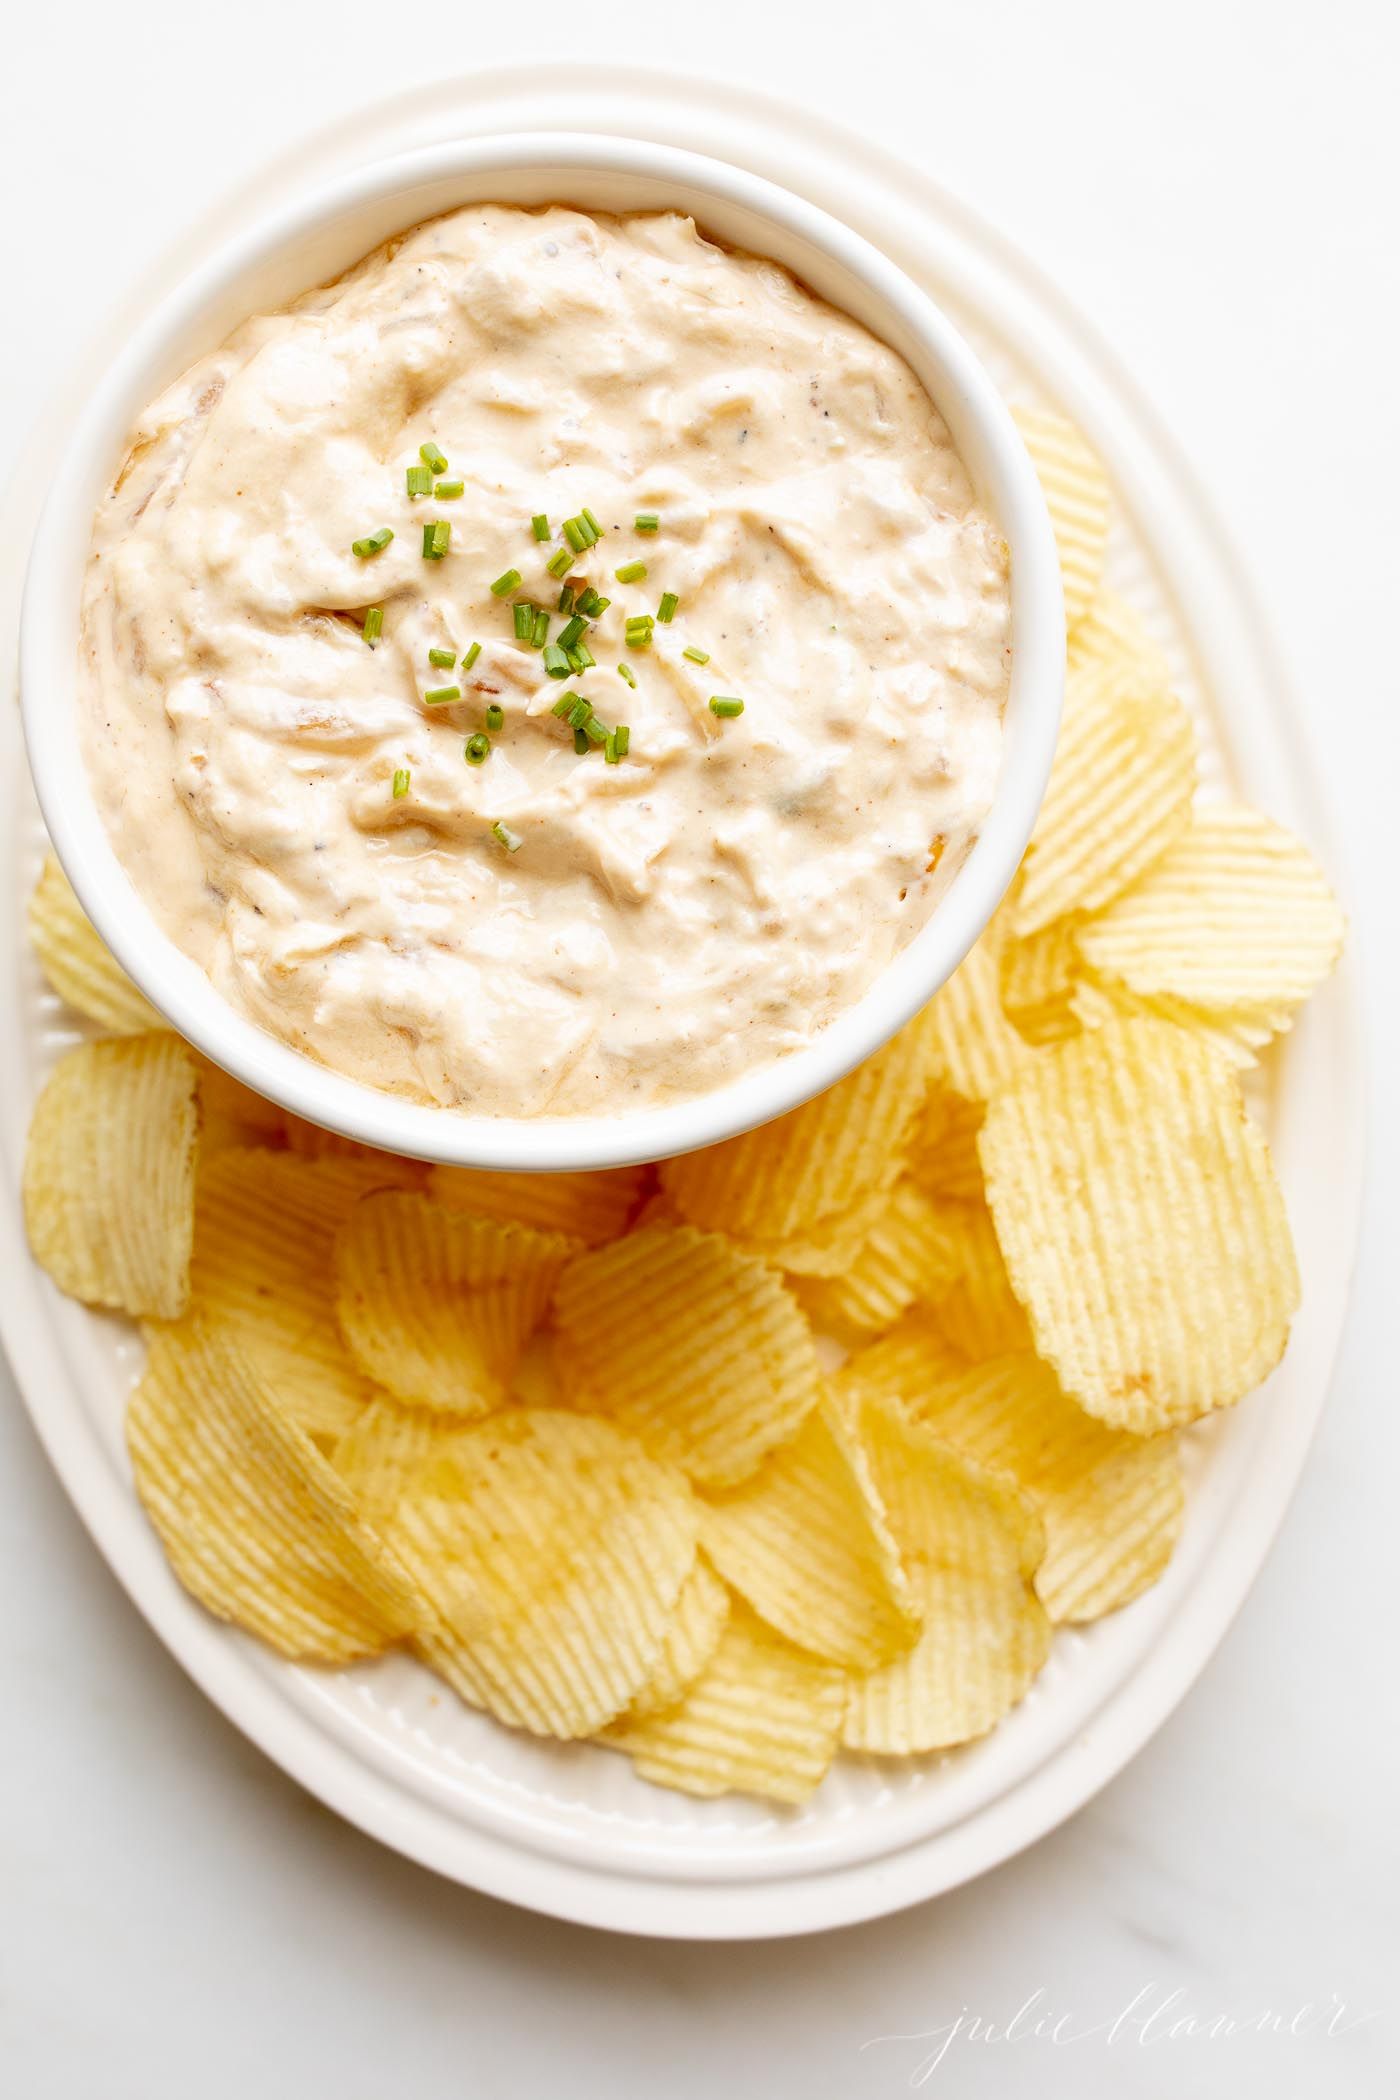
[2,2,1397,2093]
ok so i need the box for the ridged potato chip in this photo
[833,1308,970,1410]
[390,1410,698,1738]
[980,1020,1300,1431]
[906,1089,987,1202]
[182,1148,410,1444]
[1012,406,1111,629]
[903,1350,1184,1622]
[701,1396,919,1668]
[843,1396,1050,1753]
[552,1224,823,1486]
[128,1321,424,1661]
[24,1034,199,1318]
[332,1394,460,1528]
[1000,917,1084,1047]
[792,1182,965,1346]
[732,1183,896,1279]
[625,1556,732,1719]
[1075,805,1345,1018]
[922,930,1030,1102]
[335,1191,579,1416]
[1067,590,1171,691]
[1015,657,1198,935]
[928,1202,1033,1360]
[427,1162,650,1245]
[603,1603,847,1803]
[27,853,161,1034]
[1070,969,1287,1069]
[194,1055,288,1153]
[659,1012,935,1240]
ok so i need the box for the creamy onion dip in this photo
[79,206,1011,1117]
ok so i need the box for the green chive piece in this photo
[363,606,384,647]
[682,644,710,665]
[422,520,451,560]
[614,724,631,758]
[567,699,592,730]
[490,568,522,597]
[513,602,533,641]
[583,714,608,746]
[604,730,620,764]
[552,691,579,719]
[531,513,550,542]
[492,820,523,852]
[573,725,590,754]
[531,607,550,648]
[571,641,596,671]
[406,463,434,498]
[420,442,448,474]
[462,641,482,670]
[485,703,505,732]
[615,560,647,584]
[424,684,461,706]
[392,767,411,798]
[558,615,587,649]
[435,479,465,500]
[542,644,571,679]
[428,646,457,669]
[546,546,574,579]
[352,527,394,558]
[578,588,610,617]
[581,507,603,537]
[465,732,491,764]
[657,591,679,623]
[562,517,587,553]
[557,585,576,614]
[617,663,637,689]
[709,695,745,718]
[635,512,660,533]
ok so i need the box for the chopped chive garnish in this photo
[513,602,533,641]
[542,644,571,679]
[531,608,550,648]
[531,513,550,542]
[424,684,461,706]
[557,585,576,614]
[352,527,394,558]
[578,588,610,617]
[583,714,608,746]
[362,606,384,647]
[562,517,587,553]
[490,569,522,598]
[635,512,660,533]
[567,698,593,729]
[422,520,451,560]
[614,724,631,758]
[462,641,482,670]
[615,560,647,584]
[392,767,411,798]
[604,729,621,764]
[406,463,434,498]
[617,662,637,689]
[565,645,594,674]
[492,820,523,852]
[546,546,574,579]
[657,591,679,623]
[428,646,457,669]
[573,725,590,754]
[552,690,579,719]
[558,614,588,649]
[581,507,603,538]
[465,732,491,764]
[420,442,448,474]
[709,695,745,718]
[682,644,710,665]
[485,703,505,731]
[435,479,465,500]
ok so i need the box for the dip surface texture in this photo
[80,206,1011,1116]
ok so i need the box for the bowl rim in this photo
[19,131,1063,1171]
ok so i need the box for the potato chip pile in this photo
[21,410,1345,1806]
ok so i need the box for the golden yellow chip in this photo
[127,1321,425,1662]
[1075,805,1345,1019]
[194,1055,288,1153]
[426,1162,650,1246]
[658,1010,935,1241]
[24,1034,199,1319]
[331,1394,460,1528]
[335,1191,579,1417]
[927,1201,1033,1360]
[700,1395,919,1668]
[1070,970,1286,1069]
[980,1019,1300,1431]
[1067,589,1172,691]
[1012,405,1111,630]
[625,1556,733,1719]
[1000,916,1084,1047]
[1015,657,1198,936]
[921,928,1030,1102]
[842,1395,1049,1752]
[731,1183,895,1278]
[181,1148,409,1445]
[390,1410,698,1738]
[906,1088,987,1202]
[792,1181,966,1347]
[27,852,161,1035]
[833,1307,970,1409]
[906,1350,1185,1622]
[603,1603,847,1803]
[552,1224,823,1487]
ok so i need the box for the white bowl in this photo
[19,134,1063,1171]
